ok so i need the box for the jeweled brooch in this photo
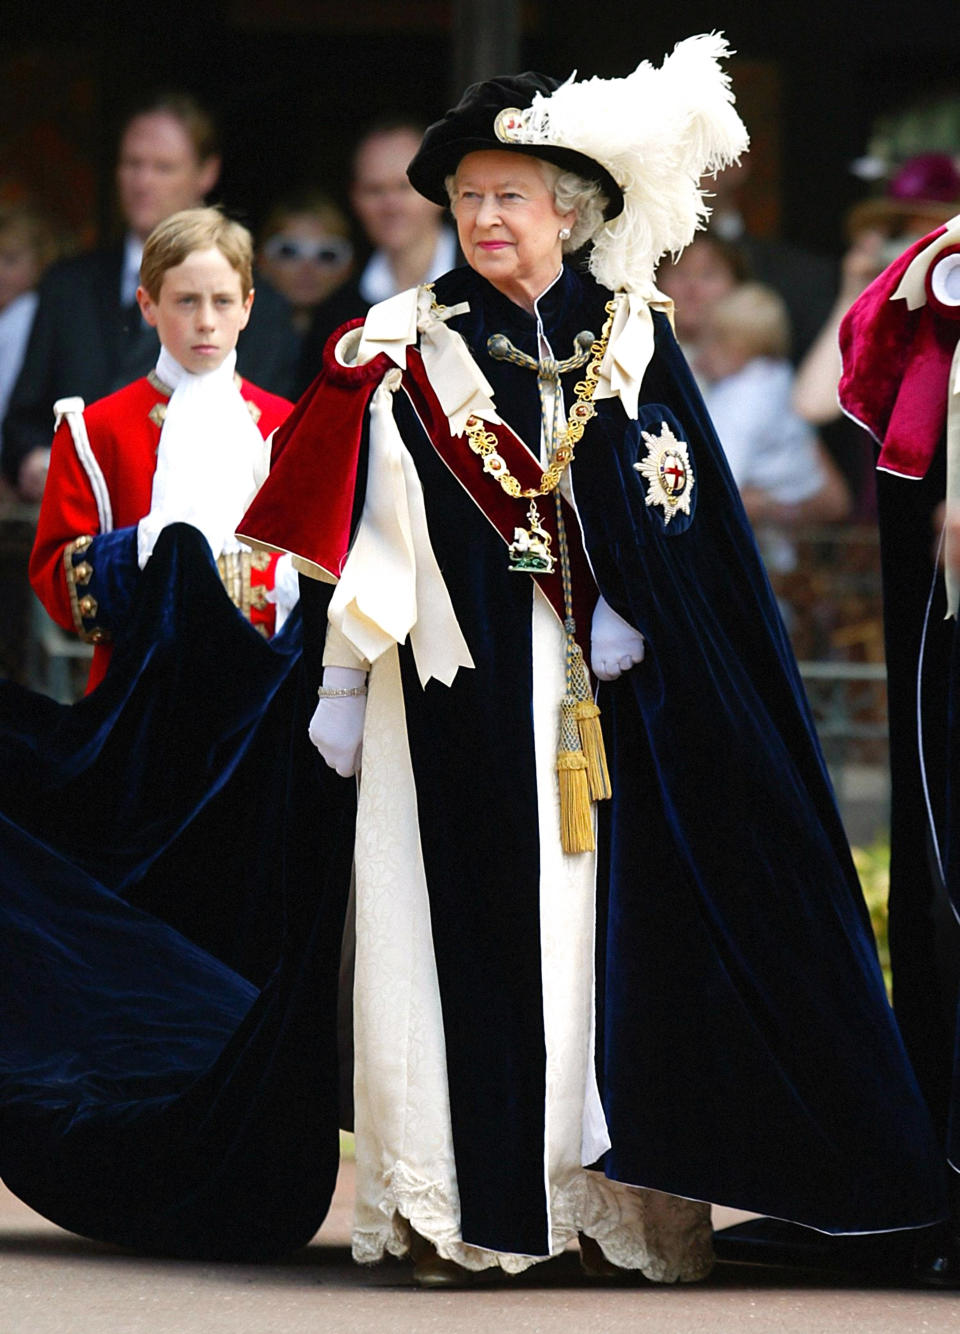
[633,421,694,525]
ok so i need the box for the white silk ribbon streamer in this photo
[891,214,960,310]
[138,348,268,568]
[945,338,960,619]
[594,287,674,421]
[328,368,475,687]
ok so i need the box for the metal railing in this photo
[761,523,889,837]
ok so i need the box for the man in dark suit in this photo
[3,91,299,500]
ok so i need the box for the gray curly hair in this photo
[445,157,608,253]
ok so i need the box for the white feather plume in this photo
[517,33,749,293]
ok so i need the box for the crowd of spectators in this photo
[2,85,960,647]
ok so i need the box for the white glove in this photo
[308,666,367,777]
[590,595,645,681]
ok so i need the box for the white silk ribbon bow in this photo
[594,287,674,421]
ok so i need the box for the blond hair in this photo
[140,206,253,300]
[708,282,791,361]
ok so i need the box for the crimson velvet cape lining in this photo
[0,525,354,1258]
[244,264,948,1251]
[838,224,957,479]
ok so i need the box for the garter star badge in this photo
[633,422,694,525]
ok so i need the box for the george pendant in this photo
[508,499,555,573]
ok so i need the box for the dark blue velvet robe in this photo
[369,264,947,1252]
[0,525,354,1258]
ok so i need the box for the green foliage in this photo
[851,835,891,1000]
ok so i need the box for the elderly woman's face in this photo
[452,150,575,310]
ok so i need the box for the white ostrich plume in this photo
[512,33,749,293]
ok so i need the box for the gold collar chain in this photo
[458,299,617,500]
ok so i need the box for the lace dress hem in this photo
[351,1158,714,1282]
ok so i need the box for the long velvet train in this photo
[0,525,353,1258]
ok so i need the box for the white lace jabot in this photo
[137,347,268,568]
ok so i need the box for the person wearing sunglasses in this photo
[258,192,354,352]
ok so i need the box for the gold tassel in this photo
[557,695,594,853]
[568,642,611,802]
[557,752,595,853]
[575,698,612,802]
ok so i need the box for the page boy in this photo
[29,206,293,692]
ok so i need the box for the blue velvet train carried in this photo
[0,525,354,1258]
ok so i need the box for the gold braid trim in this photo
[63,535,110,643]
[216,550,253,619]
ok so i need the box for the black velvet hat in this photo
[406,72,625,219]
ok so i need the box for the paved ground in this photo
[2,1161,959,1334]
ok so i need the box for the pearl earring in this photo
[558,227,572,241]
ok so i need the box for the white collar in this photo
[532,268,565,354]
[155,345,238,392]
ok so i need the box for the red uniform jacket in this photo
[30,372,292,691]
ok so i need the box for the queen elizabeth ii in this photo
[239,36,947,1285]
